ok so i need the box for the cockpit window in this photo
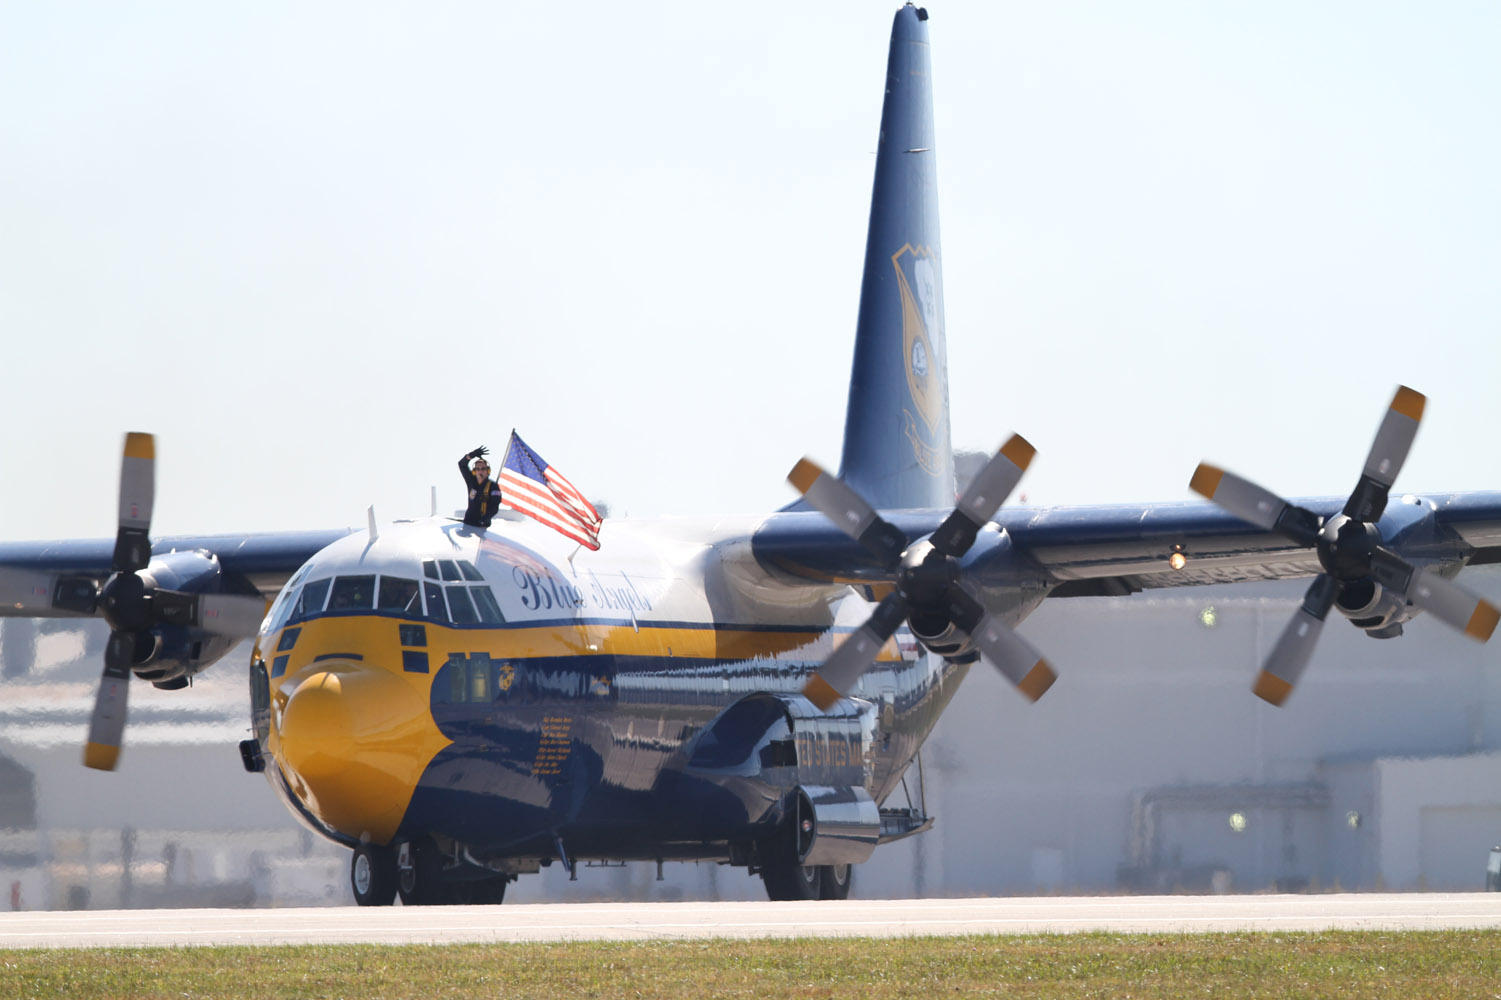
[446,585,479,625]
[458,560,483,581]
[377,576,421,615]
[328,575,376,611]
[470,586,505,624]
[266,564,312,632]
[422,560,439,580]
[437,560,463,582]
[423,581,449,622]
[267,579,302,634]
[290,579,331,623]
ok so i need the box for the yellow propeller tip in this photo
[1189,463,1224,499]
[1465,601,1499,642]
[1390,385,1426,422]
[123,432,155,461]
[787,458,824,495]
[1252,670,1293,707]
[84,742,121,771]
[1017,660,1056,702]
[802,674,841,711]
[999,434,1036,472]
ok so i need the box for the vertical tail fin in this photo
[837,5,954,511]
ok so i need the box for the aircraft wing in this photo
[1016,492,1501,597]
[752,491,1501,596]
[0,529,351,618]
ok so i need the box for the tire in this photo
[397,837,450,905]
[818,864,853,900]
[350,844,397,906]
[761,860,822,901]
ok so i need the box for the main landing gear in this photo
[759,859,854,901]
[349,838,510,906]
[756,803,856,901]
[757,822,854,901]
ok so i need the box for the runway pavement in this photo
[3,893,1500,949]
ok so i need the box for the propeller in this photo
[789,435,1057,710]
[75,433,269,770]
[1191,386,1499,706]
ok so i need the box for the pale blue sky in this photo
[3,2,1498,540]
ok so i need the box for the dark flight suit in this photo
[460,455,503,528]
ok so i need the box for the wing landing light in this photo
[789,435,1056,709]
[1191,386,1498,706]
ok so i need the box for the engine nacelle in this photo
[1334,578,1415,639]
[128,550,249,685]
[907,615,980,663]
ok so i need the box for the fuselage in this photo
[249,514,971,864]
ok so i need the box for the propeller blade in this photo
[787,458,907,568]
[947,583,1056,701]
[1189,463,1321,547]
[1253,574,1338,706]
[802,591,908,710]
[112,432,155,573]
[929,434,1034,558]
[1367,549,1499,642]
[84,646,133,771]
[971,614,1057,702]
[1344,386,1425,522]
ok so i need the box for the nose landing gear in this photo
[350,843,397,906]
[349,836,514,905]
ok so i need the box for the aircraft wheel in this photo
[350,844,397,906]
[819,864,853,900]
[397,837,449,905]
[760,860,822,901]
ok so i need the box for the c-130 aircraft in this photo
[2,4,1499,905]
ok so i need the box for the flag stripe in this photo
[498,431,603,550]
[499,494,597,548]
[543,468,601,524]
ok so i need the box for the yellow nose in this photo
[277,662,448,844]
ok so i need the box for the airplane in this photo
[2,4,1499,905]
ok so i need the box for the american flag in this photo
[498,431,603,550]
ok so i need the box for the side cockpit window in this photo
[470,586,504,624]
[290,579,331,623]
[328,575,376,611]
[265,565,311,634]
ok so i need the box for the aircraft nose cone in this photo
[279,671,352,784]
[276,662,447,844]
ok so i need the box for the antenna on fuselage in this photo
[430,486,437,517]
[366,505,378,542]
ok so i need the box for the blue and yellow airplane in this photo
[3,5,1500,905]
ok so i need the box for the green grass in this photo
[4,931,1500,999]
